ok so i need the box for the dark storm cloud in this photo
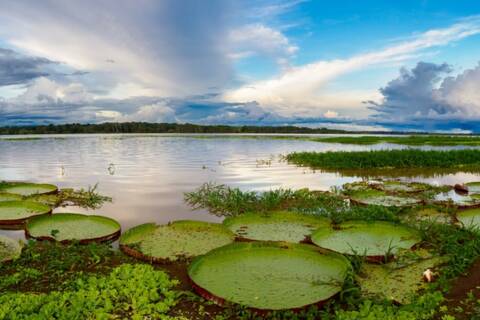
[0,48,56,86]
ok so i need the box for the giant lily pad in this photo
[120,220,235,262]
[0,201,51,225]
[466,182,480,193]
[311,221,421,259]
[381,181,430,193]
[402,207,453,225]
[0,193,22,202]
[349,189,421,207]
[26,213,121,243]
[434,190,480,209]
[0,182,57,196]
[188,242,350,310]
[223,211,331,243]
[457,208,480,229]
[0,235,22,262]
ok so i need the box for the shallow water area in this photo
[1,133,480,240]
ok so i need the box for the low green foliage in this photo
[0,264,182,320]
[184,183,345,216]
[312,135,480,146]
[286,149,480,170]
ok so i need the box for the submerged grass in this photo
[286,149,480,170]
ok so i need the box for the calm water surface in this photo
[1,134,480,239]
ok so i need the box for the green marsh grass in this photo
[286,149,480,170]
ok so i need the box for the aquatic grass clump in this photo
[120,220,235,262]
[184,183,346,216]
[312,135,480,146]
[0,264,180,320]
[286,149,480,170]
[188,241,351,310]
[26,213,121,243]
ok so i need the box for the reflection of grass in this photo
[286,149,480,170]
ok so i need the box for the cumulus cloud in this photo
[368,61,480,131]
[229,24,298,67]
[224,17,480,118]
[0,48,56,86]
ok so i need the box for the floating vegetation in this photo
[0,201,51,225]
[311,221,421,259]
[0,182,58,196]
[402,207,453,225]
[0,235,22,262]
[185,183,345,216]
[457,208,480,229]
[25,213,121,243]
[0,193,22,202]
[286,149,480,171]
[357,256,446,304]
[120,220,235,262]
[311,135,480,146]
[188,241,350,310]
[348,189,421,207]
[223,211,331,243]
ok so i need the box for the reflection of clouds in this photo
[1,134,480,237]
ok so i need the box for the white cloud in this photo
[116,102,177,123]
[224,17,480,117]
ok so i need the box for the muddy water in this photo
[1,134,480,239]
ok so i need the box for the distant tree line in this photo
[0,122,350,134]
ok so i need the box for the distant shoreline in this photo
[0,122,473,135]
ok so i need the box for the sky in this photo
[0,0,480,132]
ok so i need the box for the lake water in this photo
[2,134,480,239]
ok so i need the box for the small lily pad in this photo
[0,201,51,225]
[26,213,121,243]
[0,182,58,196]
[188,242,350,310]
[223,211,331,243]
[311,221,421,258]
[0,235,22,262]
[120,220,235,262]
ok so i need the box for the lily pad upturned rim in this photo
[0,192,23,202]
[25,213,121,244]
[188,241,350,311]
[0,200,52,225]
[311,221,421,261]
[222,211,331,243]
[120,220,235,263]
[0,182,58,196]
[0,235,22,262]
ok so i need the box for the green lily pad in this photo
[381,181,429,193]
[188,242,350,310]
[402,207,452,225]
[120,220,235,262]
[457,208,480,229]
[311,221,421,257]
[357,256,445,304]
[435,190,480,208]
[26,213,121,243]
[0,182,58,196]
[349,189,421,207]
[0,235,22,262]
[0,193,22,202]
[0,201,51,225]
[223,211,331,243]
[466,182,480,193]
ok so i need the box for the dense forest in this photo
[0,122,351,134]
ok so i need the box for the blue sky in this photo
[0,0,480,132]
